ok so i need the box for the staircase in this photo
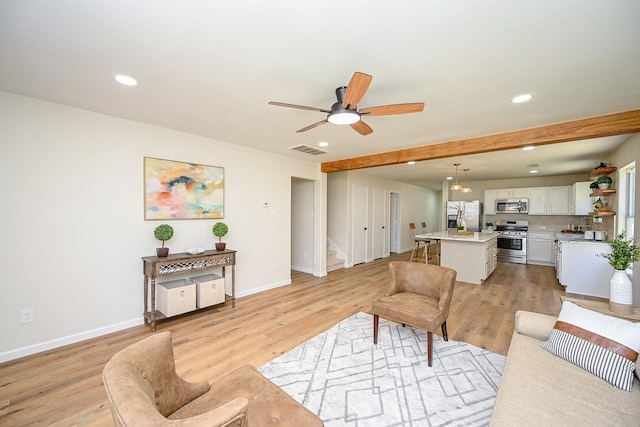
[326,246,345,272]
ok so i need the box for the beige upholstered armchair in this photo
[102,331,323,426]
[372,261,456,366]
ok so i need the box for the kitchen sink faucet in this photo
[577,217,592,231]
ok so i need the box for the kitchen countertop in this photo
[416,231,499,243]
[554,232,610,244]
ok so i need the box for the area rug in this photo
[259,312,505,426]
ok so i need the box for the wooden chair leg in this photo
[427,331,433,367]
[441,321,448,341]
[373,314,379,344]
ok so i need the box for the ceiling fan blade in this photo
[360,102,425,116]
[351,120,373,136]
[342,72,373,109]
[296,119,328,133]
[269,101,331,113]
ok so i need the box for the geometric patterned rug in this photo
[259,312,505,427]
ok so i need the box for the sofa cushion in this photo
[540,301,640,391]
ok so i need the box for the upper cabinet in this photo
[528,186,572,215]
[485,188,530,215]
[486,186,573,216]
[573,182,592,215]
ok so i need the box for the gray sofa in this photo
[490,310,640,426]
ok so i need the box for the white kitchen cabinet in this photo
[527,232,554,266]
[484,189,497,214]
[549,186,571,214]
[496,188,529,199]
[485,237,498,277]
[528,186,572,215]
[485,188,530,215]
[573,181,592,215]
[558,241,611,298]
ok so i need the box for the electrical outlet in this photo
[539,225,546,229]
[21,308,34,324]
[272,264,277,271]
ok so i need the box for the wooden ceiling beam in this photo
[320,108,640,173]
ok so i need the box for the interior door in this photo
[390,192,400,253]
[372,188,386,259]
[352,185,368,265]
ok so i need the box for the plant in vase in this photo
[594,197,605,211]
[596,175,612,190]
[485,222,494,232]
[598,231,640,314]
[212,222,229,251]
[154,224,174,257]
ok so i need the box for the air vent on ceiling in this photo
[288,144,328,155]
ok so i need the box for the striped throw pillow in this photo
[540,301,640,391]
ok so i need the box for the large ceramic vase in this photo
[609,269,633,315]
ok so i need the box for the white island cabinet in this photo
[557,238,611,298]
[417,231,499,285]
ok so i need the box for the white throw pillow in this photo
[540,301,640,391]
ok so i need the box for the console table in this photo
[142,249,236,331]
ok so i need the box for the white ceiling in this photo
[1,1,638,188]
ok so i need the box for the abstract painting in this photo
[144,157,224,220]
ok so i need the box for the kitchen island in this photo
[555,234,612,298]
[416,231,499,284]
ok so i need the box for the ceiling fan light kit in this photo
[269,71,424,135]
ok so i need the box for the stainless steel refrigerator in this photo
[446,200,483,231]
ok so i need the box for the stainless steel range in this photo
[495,220,528,264]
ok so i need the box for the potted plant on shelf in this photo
[596,175,612,190]
[594,197,605,211]
[598,231,640,314]
[212,222,229,251]
[154,224,174,257]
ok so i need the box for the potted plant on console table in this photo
[154,224,174,257]
[598,231,640,315]
[212,222,229,251]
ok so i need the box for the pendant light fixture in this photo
[462,168,473,193]
[450,163,462,191]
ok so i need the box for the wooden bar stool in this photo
[421,221,440,265]
[409,223,429,263]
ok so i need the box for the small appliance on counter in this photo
[594,231,608,241]
[584,230,595,240]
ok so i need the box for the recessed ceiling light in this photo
[407,161,416,165]
[115,74,138,86]
[522,145,535,151]
[512,94,533,104]
[530,170,539,174]
[446,176,453,180]
[318,141,329,147]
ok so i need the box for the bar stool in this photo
[421,221,440,265]
[409,223,429,262]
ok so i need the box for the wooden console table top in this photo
[561,295,640,322]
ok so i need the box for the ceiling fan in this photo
[268,72,425,136]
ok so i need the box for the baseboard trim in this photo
[1,279,295,363]
[0,318,143,363]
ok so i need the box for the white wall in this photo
[0,91,323,361]
[327,170,442,264]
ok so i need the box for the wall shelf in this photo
[588,211,616,216]
[590,189,617,197]
[589,166,617,179]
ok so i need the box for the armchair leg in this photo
[441,321,448,341]
[427,331,433,367]
[373,314,379,344]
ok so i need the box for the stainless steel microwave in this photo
[496,198,528,214]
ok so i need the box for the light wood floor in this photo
[0,253,566,426]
